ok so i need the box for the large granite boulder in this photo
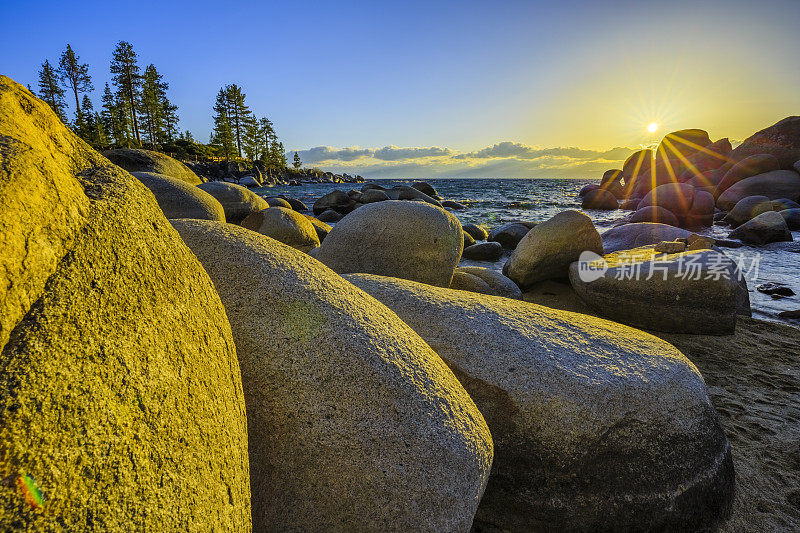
[172,220,493,532]
[242,206,320,252]
[345,274,734,532]
[312,200,463,287]
[412,180,441,199]
[312,189,355,215]
[729,116,800,168]
[450,270,495,295]
[197,181,269,224]
[637,182,715,229]
[716,170,800,211]
[303,215,332,242]
[629,205,680,226]
[0,75,250,530]
[601,222,691,253]
[676,138,733,182]
[505,210,603,289]
[716,154,780,195]
[568,246,750,334]
[600,168,622,187]
[103,147,203,185]
[581,188,618,209]
[621,149,653,191]
[488,221,536,249]
[360,188,390,203]
[131,171,225,221]
[724,195,775,227]
[264,196,293,209]
[728,211,793,245]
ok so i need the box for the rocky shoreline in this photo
[182,159,364,188]
[2,74,798,531]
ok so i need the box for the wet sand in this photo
[523,281,800,532]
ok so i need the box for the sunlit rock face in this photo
[0,75,250,530]
[241,206,320,252]
[346,273,735,532]
[312,200,464,287]
[103,147,203,185]
[197,180,269,224]
[172,220,493,532]
[729,116,800,169]
[131,171,225,221]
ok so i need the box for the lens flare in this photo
[17,475,44,509]
[647,122,659,133]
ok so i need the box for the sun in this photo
[647,122,659,133]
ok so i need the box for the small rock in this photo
[442,200,467,209]
[778,309,800,319]
[729,211,793,245]
[462,223,489,241]
[756,282,796,297]
[265,197,293,209]
[654,240,687,253]
[581,188,618,210]
[462,241,503,261]
[317,209,343,223]
[463,231,476,248]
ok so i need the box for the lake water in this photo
[254,178,800,325]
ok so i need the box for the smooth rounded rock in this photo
[242,207,320,252]
[581,188,618,209]
[313,190,355,215]
[629,205,680,226]
[455,266,522,299]
[131,171,225,221]
[716,154,780,195]
[104,147,203,185]
[463,230,476,248]
[360,188,390,203]
[729,211,793,245]
[488,222,536,249]
[303,215,332,242]
[724,196,775,227]
[265,196,293,209]
[197,181,269,224]
[779,208,800,230]
[412,181,440,199]
[312,200,463,287]
[716,170,800,211]
[729,116,800,168]
[601,223,691,253]
[172,221,493,532]
[463,241,503,261]
[450,270,495,295]
[462,223,489,241]
[317,208,343,222]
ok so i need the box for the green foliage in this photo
[110,41,142,145]
[37,60,66,122]
[293,151,302,169]
[57,44,93,122]
[211,88,236,159]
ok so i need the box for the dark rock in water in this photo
[173,221,492,532]
[303,215,332,242]
[442,199,467,209]
[629,205,680,226]
[241,207,320,252]
[724,195,774,227]
[277,195,309,211]
[488,222,536,249]
[345,273,735,533]
[0,75,250,530]
[455,266,522,299]
[713,238,745,248]
[602,223,691,253]
[728,211,793,245]
[579,183,600,197]
[265,196,293,209]
[772,198,800,211]
[581,188,618,210]
[312,200,463,287]
[729,116,800,168]
[779,208,800,230]
[131,171,225,221]
[385,185,443,207]
[569,246,751,334]
[317,208,343,223]
[361,182,386,192]
[716,154,781,195]
[600,168,622,187]
[756,282,796,297]
[412,181,441,199]
[197,181,270,224]
[104,147,203,185]
[463,230,476,248]
[313,189,356,215]
[463,241,503,261]
[360,188,389,203]
[462,223,488,241]
[505,210,603,289]
[778,309,800,319]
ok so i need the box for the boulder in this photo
[130,171,225,221]
[242,207,320,252]
[450,270,495,295]
[716,170,800,211]
[197,181,269,224]
[687,233,716,251]
[386,185,442,207]
[729,116,800,168]
[312,200,463,287]
[779,208,800,230]
[676,138,733,182]
[173,221,493,532]
[103,147,202,185]
[619,197,642,210]
[463,230,476,248]
[239,175,262,187]
[600,168,622,187]
[724,195,775,227]
[0,75,250,530]
[621,149,653,189]
[264,196,293,209]
[313,189,355,215]
[602,222,691,253]
[463,241,503,261]
[505,210,603,289]
[637,183,713,228]
[347,189,363,202]
[360,188,390,203]
[303,215,332,242]
[772,198,800,211]
[412,181,441,199]
[317,208,343,222]
[716,154,781,195]
[345,273,734,532]
[455,266,522,299]
[360,182,385,192]
[728,211,793,245]
[275,195,308,211]
[462,223,488,241]
[569,246,750,334]
[581,188,618,209]
[488,222,536,249]
[629,205,680,226]
[442,200,467,209]
[578,183,600,197]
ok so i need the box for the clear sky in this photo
[1,0,798,177]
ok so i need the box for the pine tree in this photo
[293,151,302,169]
[100,83,125,147]
[37,60,66,122]
[184,130,195,143]
[139,64,166,148]
[76,95,107,148]
[224,84,250,158]
[57,44,93,121]
[211,88,235,159]
[110,41,142,145]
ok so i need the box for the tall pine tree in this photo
[101,82,128,147]
[211,88,235,160]
[139,64,166,148]
[110,41,142,145]
[224,84,250,158]
[37,60,66,122]
[57,44,93,121]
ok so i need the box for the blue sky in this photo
[2,0,799,177]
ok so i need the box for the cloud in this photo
[288,141,638,178]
